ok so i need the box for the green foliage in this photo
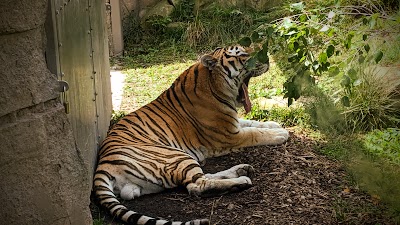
[245,104,310,127]
[93,218,109,225]
[341,66,400,132]
[183,6,259,49]
[237,1,398,107]
[317,134,355,160]
[170,0,195,21]
[364,128,400,165]
[304,88,348,134]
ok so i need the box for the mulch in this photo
[90,129,394,225]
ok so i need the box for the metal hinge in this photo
[57,80,69,92]
[58,80,70,114]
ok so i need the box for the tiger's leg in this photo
[179,159,253,197]
[205,164,254,179]
[234,126,289,147]
[239,118,282,129]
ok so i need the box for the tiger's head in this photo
[201,45,269,114]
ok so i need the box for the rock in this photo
[0,0,47,34]
[0,102,92,225]
[140,0,181,25]
[0,28,59,117]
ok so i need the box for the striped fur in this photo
[94,46,289,225]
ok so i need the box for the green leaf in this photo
[341,96,350,107]
[348,68,357,80]
[344,33,354,49]
[251,31,260,42]
[290,2,305,11]
[362,34,368,41]
[245,57,257,69]
[262,42,269,51]
[364,44,370,53]
[327,28,335,37]
[239,37,252,47]
[293,41,299,51]
[374,51,383,63]
[285,30,297,36]
[299,14,308,22]
[341,75,351,87]
[358,55,365,63]
[256,51,269,64]
[328,66,340,76]
[362,17,369,25]
[266,26,274,36]
[283,18,293,29]
[326,45,335,58]
[319,52,328,63]
[370,13,380,29]
[288,97,293,106]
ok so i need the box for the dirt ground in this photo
[91,129,393,225]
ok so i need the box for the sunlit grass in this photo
[120,61,195,112]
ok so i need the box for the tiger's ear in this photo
[201,55,217,69]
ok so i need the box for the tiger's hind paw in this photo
[230,164,255,178]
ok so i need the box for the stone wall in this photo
[0,1,92,224]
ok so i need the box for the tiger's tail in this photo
[94,171,209,225]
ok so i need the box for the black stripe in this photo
[221,57,232,78]
[144,219,157,225]
[128,213,143,224]
[228,60,238,71]
[182,69,194,106]
[193,64,199,96]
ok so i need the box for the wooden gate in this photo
[46,0,112,179]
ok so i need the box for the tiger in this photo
[93,45,289,225]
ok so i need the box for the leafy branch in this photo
[239,1,390,106]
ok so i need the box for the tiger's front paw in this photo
[269,128,289,145]
[229,176,253,193]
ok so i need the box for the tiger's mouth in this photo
[237,63,269,114]
[238,76,252,114]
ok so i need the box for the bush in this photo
[364,128,400,165]
[341,67,400,132]
[305,88,348,134]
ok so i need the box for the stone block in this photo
[0,28,59,117]
[0,0,48,34]
[0,102,92,225]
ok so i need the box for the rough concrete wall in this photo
[0,1,92,225]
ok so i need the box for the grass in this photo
[342,66,400,132]
[121,60,195,111]
[93,218,108,225]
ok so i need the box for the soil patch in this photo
[91,130,392,224]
